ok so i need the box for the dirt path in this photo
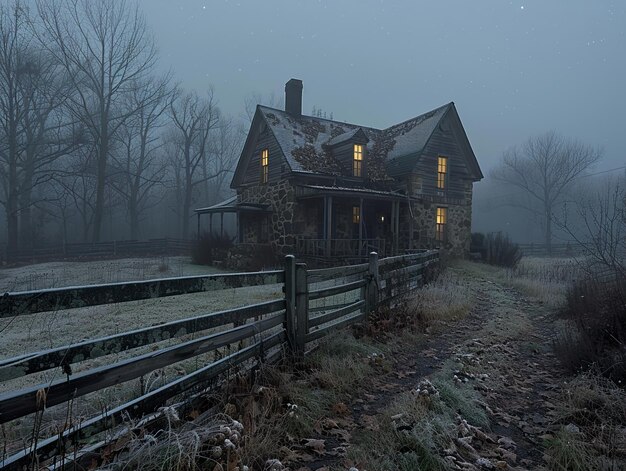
[292,264,567,471]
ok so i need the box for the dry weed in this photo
[409,270,474,326]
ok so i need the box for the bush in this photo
[470,232,486,255]
[484,232,522,268]
[554,275,626,382]
[191,232,233,265]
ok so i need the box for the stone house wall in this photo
[238,180,296,255]
[237,179,474,259]
[403,182,473,257]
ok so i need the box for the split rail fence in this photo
[3,238,193,264]
[0,250,438,470]
[518,242,584,257]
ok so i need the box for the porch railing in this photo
[295,237,387,259]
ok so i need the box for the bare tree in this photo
[110,76,172,239]
[36,0,159,242]
[557,176,625,277]
[492,131,602,254]
[0,1,77,251]
[206,117,243,203]
[168,89,221,239]
[242,91,283,124]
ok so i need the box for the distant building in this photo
[196,79,483,265]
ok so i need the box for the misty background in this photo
[1,0,625,252]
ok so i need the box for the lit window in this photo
[352,206,361,224]
[436,207,447,241]
[353,144,363,177]
[437,156,448,190]
[261,149,269,183]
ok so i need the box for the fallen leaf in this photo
[302,438,326,455]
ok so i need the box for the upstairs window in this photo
[437,156,448,190]
[436,207,447,241]
[352,206,361,224]
[353,144,363,177]
[261,149,269,183]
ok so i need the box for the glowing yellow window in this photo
[353,144,363,177]
[437,156,448,189]
[352,206,361,224]
[261,149,269,183]
[436,207,447,241]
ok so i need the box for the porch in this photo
[295,237,388,260]
[294,185,405,262]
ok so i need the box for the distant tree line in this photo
[0,0,245,252]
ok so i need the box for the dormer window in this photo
[353,144,363,177]
[437,156,448,190]
[261,149,269,183]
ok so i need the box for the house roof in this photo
[231,101,482,187]
[325,127,369,147]
[195,196,271,214]
[257,103,461,180]
[298,184,406,201]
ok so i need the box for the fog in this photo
[143,0,625,173]
[1,0,624,251]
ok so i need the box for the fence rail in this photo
[0,249,438,470]
[518,242,585,257]
[3,237,194,264]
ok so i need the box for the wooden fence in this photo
[0,250,438,470]
[518,242,585,257]
[3,238,193,264]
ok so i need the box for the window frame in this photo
[353,144,363,177]
[261,148,269,184]
[435,206,447,242]
[352,205,361,224]
[437,156,448,190]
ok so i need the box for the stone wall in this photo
[404,182,473,257]
[238,181,296,255]
[238,179,474,259]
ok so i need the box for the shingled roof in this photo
[258,103,453,181]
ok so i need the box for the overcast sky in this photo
[143,0,625,174]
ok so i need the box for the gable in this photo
[387,104,482,182]
[231,108,290,188]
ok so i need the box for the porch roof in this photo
[296,184,406,201]
[195,196,271,215]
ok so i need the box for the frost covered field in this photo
[0,256,284,371]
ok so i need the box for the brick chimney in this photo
[285,78,303,117]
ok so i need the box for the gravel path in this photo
[294,263,567,470]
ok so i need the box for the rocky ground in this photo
[264,262,602,471]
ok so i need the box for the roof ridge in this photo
[258,105,381,132]
[383,102,452,132]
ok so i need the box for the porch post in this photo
[235,210,240,243]
[220,212,224,238]
[393,201,400,255]
[358,197,363,257]
[325,196,333,257]
[323,197,327,249]
[209,214,213,236]
[392,201,400,255]
[196,213,200,239]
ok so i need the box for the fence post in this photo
[284,255,297,352]
[364,251,379,318]
[295,262,309,357]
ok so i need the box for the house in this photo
[195,79,483,265]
